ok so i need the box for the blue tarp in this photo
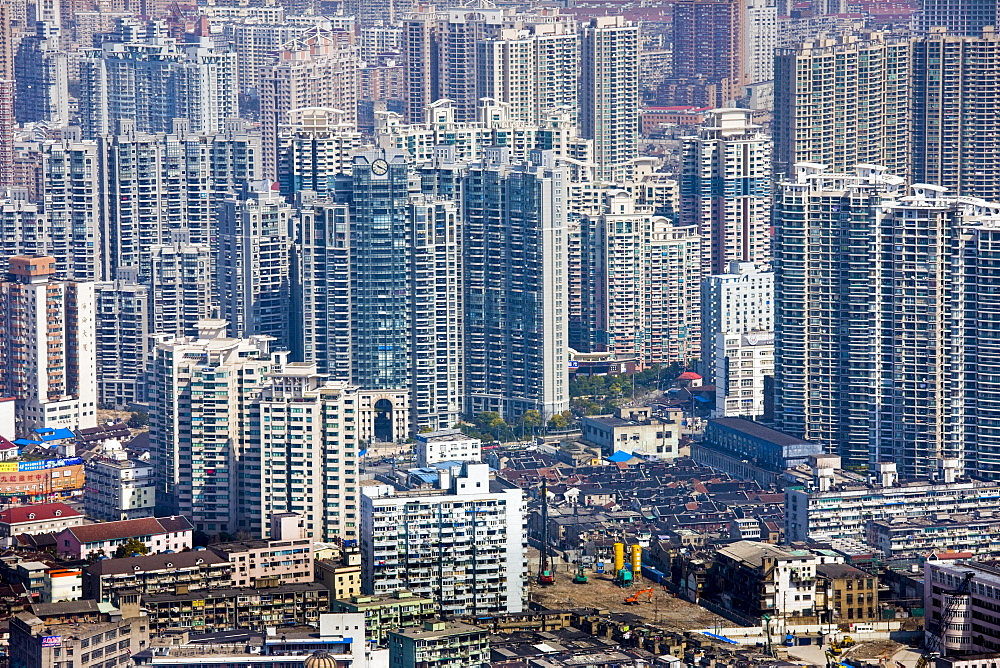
[607,450,635,463]
[700,632,737,644]
[13,439,40,446]
[34,428,75,441]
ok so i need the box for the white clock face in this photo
[371,159,389,176]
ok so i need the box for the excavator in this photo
[624,588,654,604]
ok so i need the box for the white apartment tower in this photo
[580,16,639,183]
[217,183,296,349]
[701,261,774,392]
[681,108,772,275]
[79,37,238,140]
[745,0,777,84]
[259,28,360,179]
[476,23,579,125]
[0,256,97,433]
[361,463,525,616]
[149,320,281,535]
[582,190,702,367]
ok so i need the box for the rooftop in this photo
[390,621,487,641]
[86,551,228,576]
[0,503,82,525]
[708,418,814,447]
[64,516,193,544]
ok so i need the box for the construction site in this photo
[526,546,726,634]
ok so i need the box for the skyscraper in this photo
[918,0,997,35]
[773,32,910,177]
[581,191,702,367]
[680,108,772,275]
[774,163,904,468]
[14,22,69,127]
[259,27,359,179]
[463,150,569,420]
[100,119,260,282]
[278,107,363,197]
[150,320,282,534]
[660,0,745,107]
[79,36,238,139]
[0,256,97,433]
[476,22,579,125]
[94,280,150,408]
[912,28,1000,201]
[579,16,639,182]
[745,0,777,84]
[217,183,295,348]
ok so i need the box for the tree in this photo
[548,411,575,430]
[128,411,149,428]
[519,410,542,436]
[113,539,148,558]
[418,426,433,433]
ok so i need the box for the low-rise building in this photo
[868,516,1000,560]
[815,563,879,626]
[8,595,149,668]
[414,429,481,467]
[700,418,823,471]
[332,591,437,644]
[42,569,81,603]
[708,541,839,624]
[55,516,194,559]
[83,551,232,602]
[83,457,156,521]
[316,549,361,600]
[208,537,313,588]
[0,503,84,537]
[580,407,681,460]
[387,621,489,668]
[786,459,1000,543]
[142,582,331,633]
[133,614,366,668]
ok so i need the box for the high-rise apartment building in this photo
[295,151,462,431]
[217,183,295,348]
[361,463,525,616]
[150,320,283,535]
[660,0,745,107]
[259,28,359,179]
[145,243,214,338]
[680,108,772,275]
[100,119,260,282]
[14,22,68,127]
[223,19,339,96]
[917,0,996,35]
[579,16,639,182]
[746,0,777,84]
[402,6,506,124]
[1,136,102,283]
[376,99,592,168]
[774,163,905,468]
[912,28,1000,201]
[581,191,702,367]
[0,256,97,433]
[701,263,774,417]
[151,322,408,537]
[463,151,569,420]
[773,33,910,177]
[247,363,369,542]
[476,23,579,125]
[79,36,238,139]
[278,107,363,197]
[95,280,150,408]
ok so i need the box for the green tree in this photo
[128,411,150,428]
[113,539,149,558]
[418,426,433,433]
[548,411,575,430]
[519,410,542,435]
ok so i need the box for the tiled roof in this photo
[0,503,81,525]
[66,516,193,544]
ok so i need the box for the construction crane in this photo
[538,480,554,585]
[926,570,975,656]
[624,588,654,604]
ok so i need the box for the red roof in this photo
[0,503,81,525]
[64,516,193,544]
[677,372,703,380]
[0,436,16,451]
[931,551,974,560]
